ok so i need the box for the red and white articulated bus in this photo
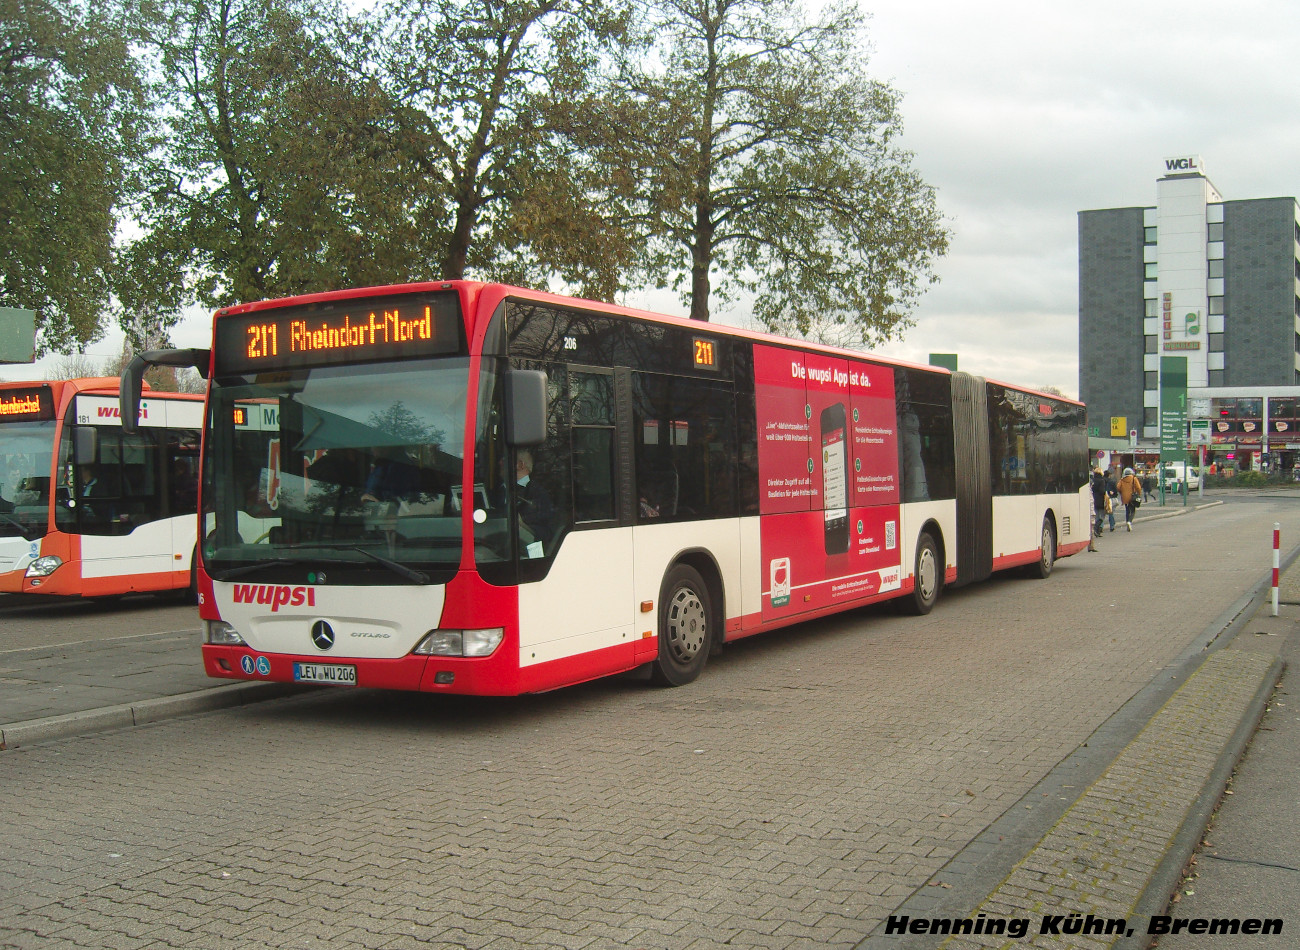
[0,377,202,597]
[122,282,1090,693]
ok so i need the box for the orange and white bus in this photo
[123,282,1090,693]
[0,377,202,597]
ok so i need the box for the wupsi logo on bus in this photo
[95,404,148,419]
[232,584,317,612]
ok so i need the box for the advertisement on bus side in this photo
[753,344,902,621]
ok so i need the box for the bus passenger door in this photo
[165,430,201,586]
[516,367,635,675]
[73,422,175,592]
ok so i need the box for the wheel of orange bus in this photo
[651,564,712,686]
[1031,517,1056,580]
[906,532,941,616]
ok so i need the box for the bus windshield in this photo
[203,359,472,584]
[0,420,56,539]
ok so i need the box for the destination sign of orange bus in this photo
[0,390,50,419]
[245,306,437,361]
[0,394,42,416]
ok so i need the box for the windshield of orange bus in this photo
[0,420,56,538]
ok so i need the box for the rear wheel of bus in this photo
[651,564,713,686]
[905,531,942,616]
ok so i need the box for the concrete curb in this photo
[1091,500,1220,536]
[930,649,1282,950]
[1134,499,1222,525]
[0,681,309,750]
[857,544,1296,950]
[1111,654,1283,950]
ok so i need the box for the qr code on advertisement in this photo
[885,521,896,550]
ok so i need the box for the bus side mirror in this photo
[74,426,96,462]
[120,347,210,434]
[121,354,149,434]
[504,370,547,446]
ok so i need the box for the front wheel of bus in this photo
[1031,517,1056,580]
[651,564,712,687]
[906,532,941,616]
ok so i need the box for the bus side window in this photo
[171,457,199,513]
[569,371,615,524]
[632,373,736,523]
[516,363,573,570]
[896,369,955,503]
[165,429,201,515]
[77,462,121,533]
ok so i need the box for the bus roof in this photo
[0,377,201,397]
[212,280,1084,408]
[0,377,204,408]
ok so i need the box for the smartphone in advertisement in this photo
[821,403,849,554]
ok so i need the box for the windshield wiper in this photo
[207,558,305,581]
[0,512,36,541]
[209,544,429,584]
[342,546,430,584]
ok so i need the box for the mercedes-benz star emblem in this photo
[311,620,335,651]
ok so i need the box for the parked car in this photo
[1161,462,1201,493]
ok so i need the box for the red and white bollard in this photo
[1272,523,1281,617]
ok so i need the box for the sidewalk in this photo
[859,510,1294,949]
[1095,494,1220,536]
[1151,561,1300,947]
[0,627,304,748]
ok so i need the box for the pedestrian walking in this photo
[1101,468,1119,532]
[1117,467,1143,532]
[1141,467,1156,501]
[1090,467,1108,538]
[1087,489,1098,552]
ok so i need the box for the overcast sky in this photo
[857,0,1300,397]
[8,0,1300,398]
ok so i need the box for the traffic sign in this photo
[0,308,35,364]
[1160,356,1188,464]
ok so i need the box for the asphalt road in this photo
[1,492,1298,950]
[0,592,198,653]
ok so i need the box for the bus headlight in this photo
[413,628,504,657]
[205,620,247,646]
[25,556,63,577]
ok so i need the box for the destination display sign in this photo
[692,336,719,371]
[0,385,54,422]
[213,292,464,374]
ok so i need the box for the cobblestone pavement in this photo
[0,496,1297,950]
[934,649,1278,949]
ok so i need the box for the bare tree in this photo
[44,352,119,380]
